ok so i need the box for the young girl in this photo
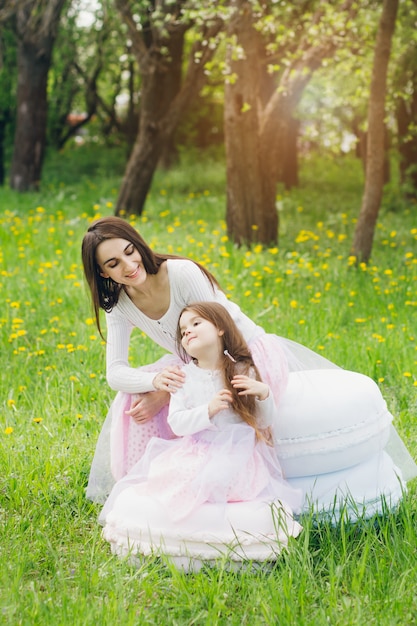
[100,303,302,570]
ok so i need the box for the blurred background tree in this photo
[0,0,416,258]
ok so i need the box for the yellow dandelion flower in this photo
[4,427,13,435]
[33,417,43,423]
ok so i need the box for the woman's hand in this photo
[231,375,269,401]
[126,391,170,424]
[152,366,185,394]
[208,389,233,418]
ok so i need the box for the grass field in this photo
[1,146,417,625]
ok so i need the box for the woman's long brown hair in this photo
[81,216,220,337]
[176,302,271,443]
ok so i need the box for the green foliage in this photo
[1,148,417,624]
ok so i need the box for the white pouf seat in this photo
[102,493,302,572]
[274,369,393,478]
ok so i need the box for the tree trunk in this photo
[396,88,417,195]
[279,116,300,190]
[224,6,278,246]
[351,0,399,263]
[115,28,184,215]
[224,0,355,247]
[0,117,7,185]
[116,115,166,215]
[114,0,222,216]
[9,0,66,191]
[9,40,50,190]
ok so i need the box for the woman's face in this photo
[96,237,146,287]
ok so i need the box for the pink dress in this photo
[100,363,303,569]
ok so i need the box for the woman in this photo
[82,216,416,519]
[100,303,302,570]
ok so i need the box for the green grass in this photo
[1,146,417,625]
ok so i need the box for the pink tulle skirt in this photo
[100,421,302,524]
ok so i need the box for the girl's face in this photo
[179,310,224,359]
[96,238,146,287]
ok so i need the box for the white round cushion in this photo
[274,369,392,477]
[102,491,302,571]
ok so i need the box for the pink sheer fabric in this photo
[101,422,302,524]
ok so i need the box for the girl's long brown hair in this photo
[81,216,220,336]
[177,302,271,443]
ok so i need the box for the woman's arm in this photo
[105,310,162,393]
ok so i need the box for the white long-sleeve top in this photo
[105,258,264,393]
[167,361,275,436]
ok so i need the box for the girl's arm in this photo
[231,374,276,428]
[168,386,233,436]
[167,386,214,436]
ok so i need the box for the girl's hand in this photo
[208,389,233,418]
[126,391,170,424]
[152,366,185,393]
[231,375,269,401]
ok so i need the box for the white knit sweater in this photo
[105,258,263,393]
